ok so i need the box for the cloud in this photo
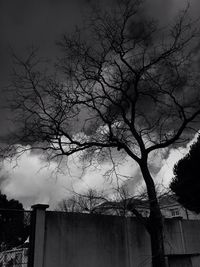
[0,145,139,208]
[0,149,76,209]
[0,133,198,208]
[122,133,199,195]
[73,155,139,194]
[145,0,199,23]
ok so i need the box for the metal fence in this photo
[0,210,31,267]
[0,247,28,267]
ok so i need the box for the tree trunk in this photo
[149,205,166,267]
[140,161,166,267]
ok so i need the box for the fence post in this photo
[29,204,49,267]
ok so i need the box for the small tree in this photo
[170,135,200,213]
[7,1,200,266]
[57,189,106,213]
[57,195,82,213]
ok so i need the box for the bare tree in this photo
[56,195,82,213]
[7,1,200,266]
[56,189,107,214]
[56,186,139,216]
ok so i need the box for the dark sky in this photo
[0,0,199,138]
[1,0,199,82]
[0,0,89,136]
[0,0,199,137]
[0,0,84,78]
[1,0,199,83]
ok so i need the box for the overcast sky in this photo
[0,0,199,209]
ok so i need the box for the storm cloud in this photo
[0,0,199,135]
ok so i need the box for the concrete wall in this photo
[43,212,151,267]
[164,219,200,255]
[31,207,200,267]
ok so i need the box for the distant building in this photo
[157,194,200,220]
[95,194,200,220]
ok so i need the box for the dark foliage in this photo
[170,135,200,213]
[0,192,28,251]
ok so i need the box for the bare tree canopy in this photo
[6,1,200,266]
[8,1,199,160]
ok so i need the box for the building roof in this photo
[158,193,179,208]
[94,193,180,214]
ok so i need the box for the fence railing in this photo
[0,209,32,267]
[0,247,29,267]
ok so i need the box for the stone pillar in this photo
[29,204,49,267]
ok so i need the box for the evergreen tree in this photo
[170,136,200,213]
